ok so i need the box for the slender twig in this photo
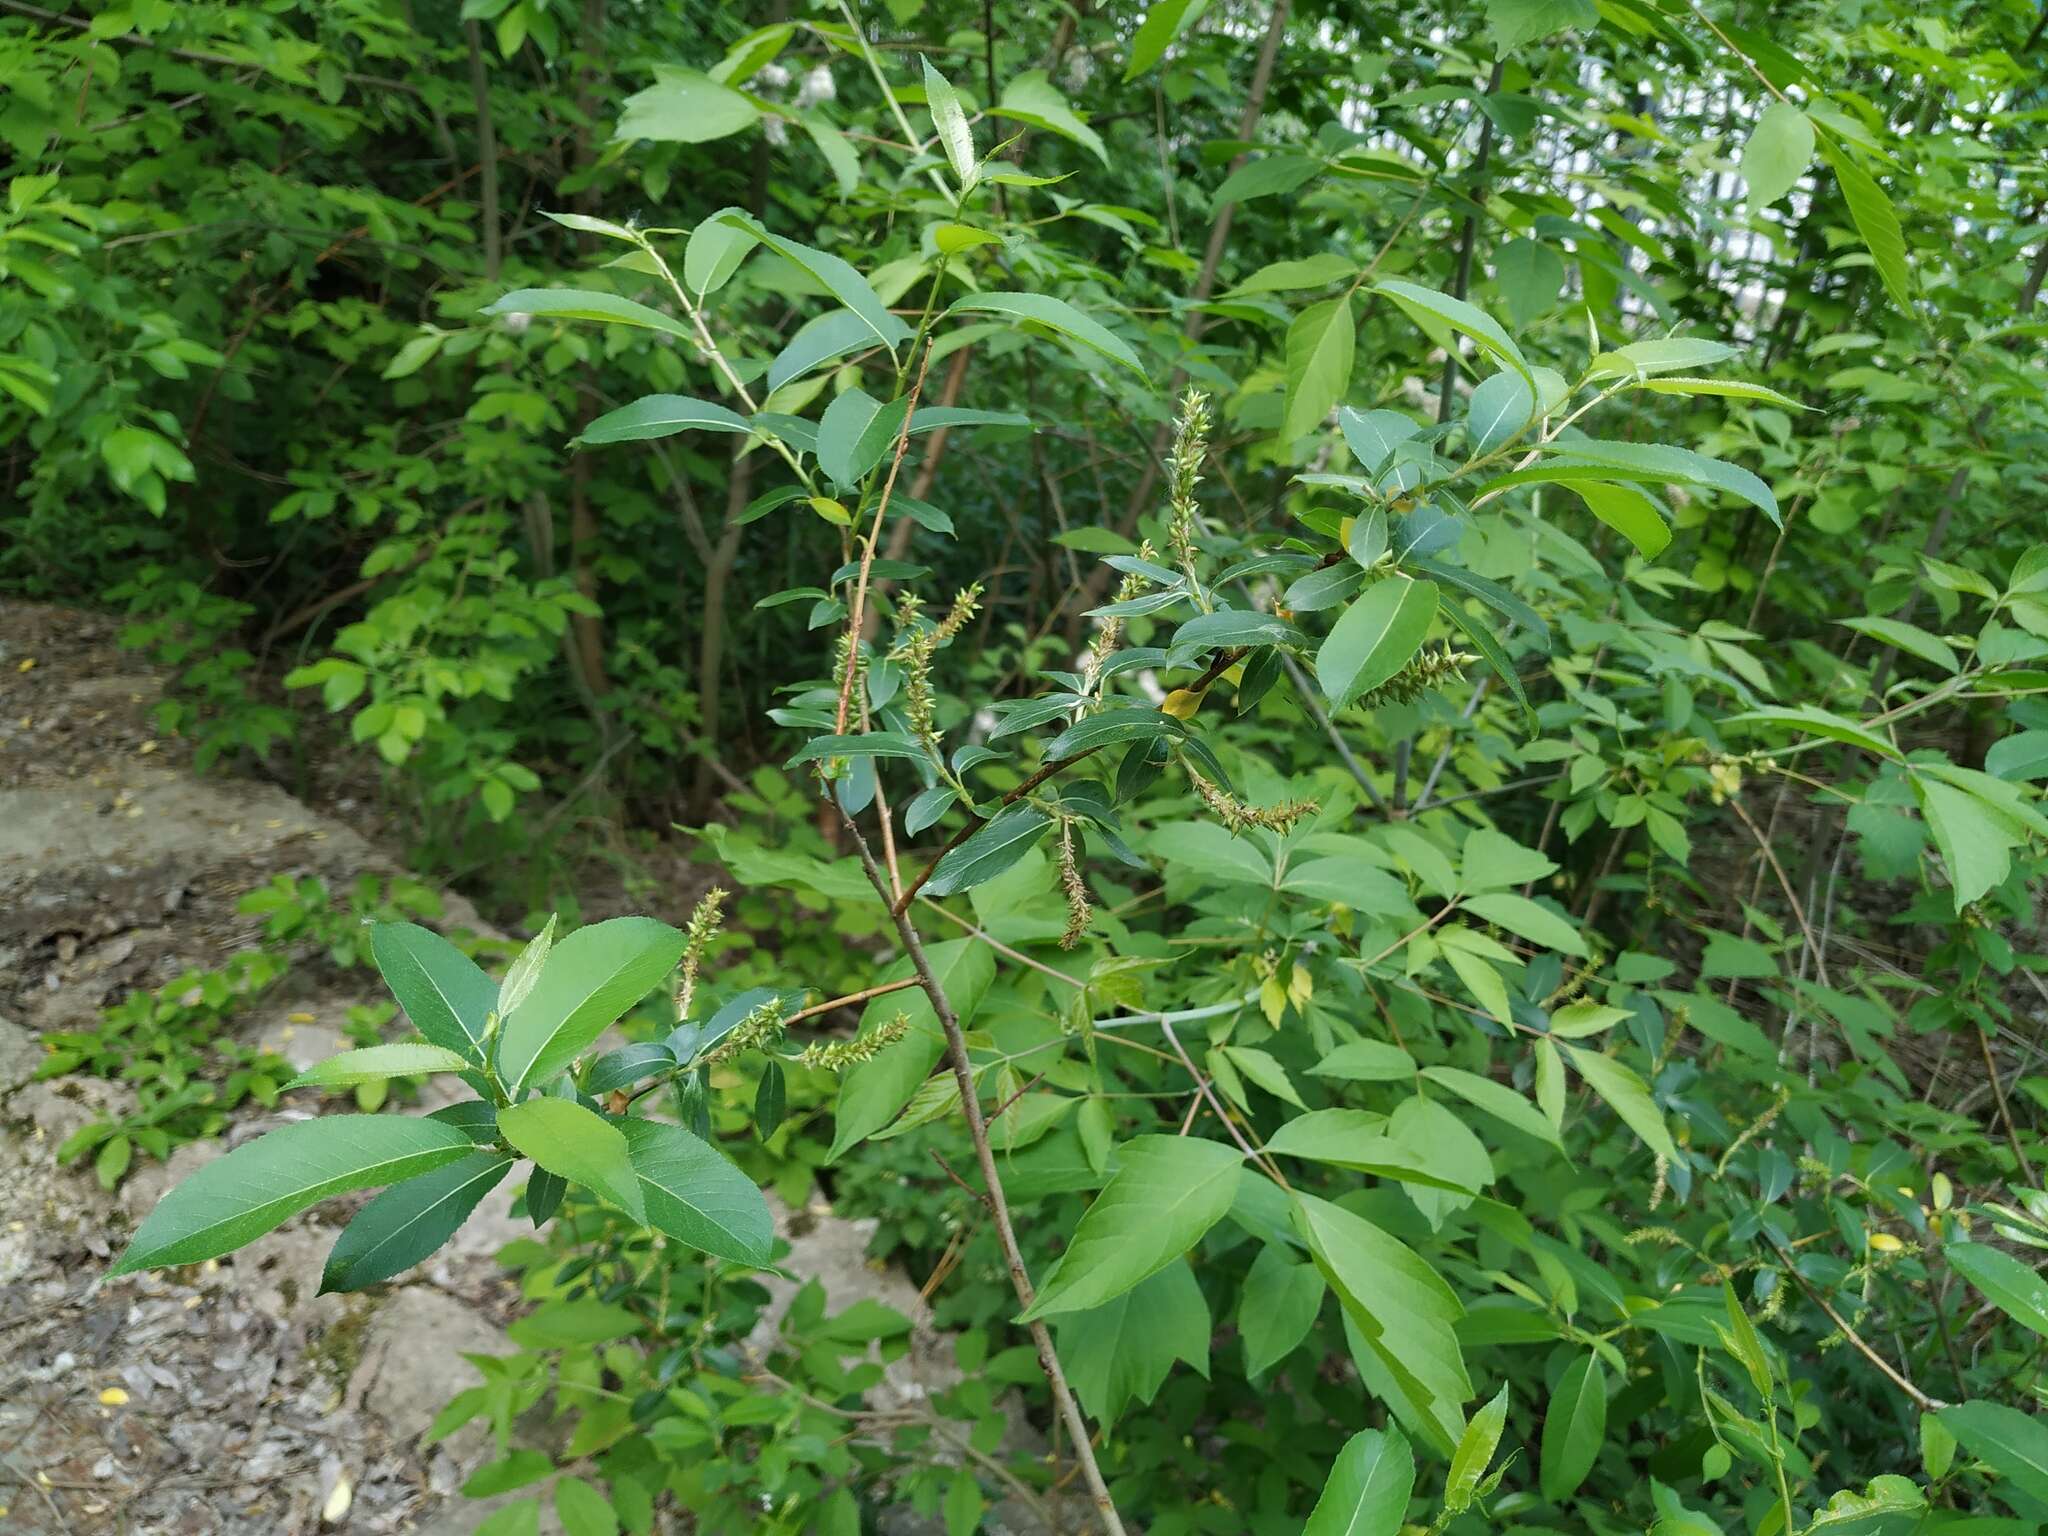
[1764,1236,1942,1412]
[1158,1017,1289,1188]
[783,977,921,1031]
[1727,793,1830,991]
[841,814,1129,1536]
[892,745,1106,915]
[1974,1026,2039,1185]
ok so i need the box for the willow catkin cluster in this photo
[1165,389,1212,584]
[700,996,789,1067]
[1187,767,1317,836]
[891,584,982,752]
[798,1012,912,1071]
[1350,643,1476,711]
[675,887,727,1020]
[1056,818,1091,948]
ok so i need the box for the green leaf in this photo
[921,55,977,188]
[1421,1066,1563,1150]
[924,806,1054,898]
[1056,1260,1211,1420]
[578,395,751,447]
[320,1152,514,1293]
[1939,1400,2048,1507]
[683,209,757,295]
[1310,1040,1417,1081]
[1020,1136,1244,1319]
[1446,1385,1509,1511]
[1987,730,2048,782]
[1265,1110,1478,1192]
[1296,1192,1469,1455]
[1222,1046,1306,1108]
[1562,1046,1677,1161]
[1840,617,1960,674]
[1495,238,1564,328]
[786,731,929,764]
[1819,136,1912,313]
[1463,891,1588,957]
[1466,371,1534,455]
[1318,577,1438,707]
[1042,706,1185,761]
[1283,296,1356,440]
[1486,0,1597,56]
[1172,607,1307,652]
[1540,1353,1606,1500]
[498,914,557,1017]
[554,1477,619,1536]
[286,1042,477,1091]
[112,1115,478,1274]
[620,1117,772,1264]
[1224,253,1355,297]
[616,68,760,144]
[483,288,692,342]
[1946,1242,2048,1339]
[1544,439,1778,525]
[1216,154,1320,204]
[371,922,497,1066]
[713,211,913,350]
[1125,0,1204,79]
[816,388,909,487]
[1725,705,1902,761]
[497,917,685,1095]
[1240,1244,1327,1376]
[1639,376,1807,409]
[1914,774,2029,910]
[1372,279,1529,382]
[1304,1427,1415,1536]
[1564,479,1669,558]
[945,292,1141,374]
[497,1098,646,1223]
[994,71,1107,166]
[830,941,994,1159]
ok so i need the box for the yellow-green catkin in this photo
[893,585,982,754]
[1165,389,1213,587]
[701,997,788,1067]
[1085,539,1158,688]
[675,887,727,1021]
[1188,767,1317,836]
[1350,644,1476,710]
[798,1012,912,1071]
[1057,818,1091,949]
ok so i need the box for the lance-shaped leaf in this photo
[921,55,977,188]
[111,1115,478,1274]
[371,922,498,1066]
[286,1042,477,1091]
[1020,1135,1243,1320]
[1283,296,1355,440]
[497,1098,646,1222]
[1304,1426,1415,1536]
[1540,1352,1606,1500]
[924,805,1053,898]
[577,395,750,446]
[621,1118,773,1265]
[1319,577,1439,708]
[320,1151,514,1293]
[482,288,693,341]
[711,210,912,350]
[497,917,686,1095]
[1372,279,1529,381]
[945,292,1142,374]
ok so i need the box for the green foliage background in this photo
[6,0,2048,1533]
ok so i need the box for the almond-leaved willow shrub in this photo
[115,26,2048,1536]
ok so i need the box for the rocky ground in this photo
[0,602,1051,1535]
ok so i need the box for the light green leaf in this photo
[1021,1136,1244,1319]
[1549,1001,1629,1038]
[483,288,692,342]
[578,395,751,446]
[1224,253,1355,297]
[1422,1066,1563,1150]
[498,914,557,1018]
[616,68,760,144]
[1125,0,1205,79]
[994,71,1107,166]
[1466,371,1534,455]
[1820,136,1912,313]
[286,1043,477,1091]
[620,1118,772,1264]
[1318,577,1438,707]
[1056,1261,1211,1420]
[830,940,994,1158]
[1565,479,1670,558]
[1486,0,1597,55]
[713,211,913,350]
[1585,338,1739,381]
[1945,1242,2048,1340]
[1311,1040,1416,1082]
[1840,617,1960,675]
[1240,1243,1327,1376]
[1373,279,1529,382]
[816,388,909,487]
[921,55,977,189]
[112,1115,478,1273]
[1222,1046,1306,1108]
[1540,1353,1606,1500]
[497,1098,645,1222]
[1743,101,1814,207]
[1446,1384,1510,1511]
[1463,891,1588,956]
[1546,439,1778,525]
[1640,377,1808,409]
[1563,1045,1677,1161]
[1283,296,1356,441]
[1304,1427,1415,1536]
[497,917,685,1095]
[1265,1110,1478,1192]
[945,292,1142,374]
[1939,1400,2048,1507]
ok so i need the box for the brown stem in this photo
[782,976,919,1031]
[1764,1236,1942,1412]
[840,814,1130,1536]
[463,20,501,281]
[1976,1026,2039,1185]
[690,451,752,821]
[891,744,1106,916]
